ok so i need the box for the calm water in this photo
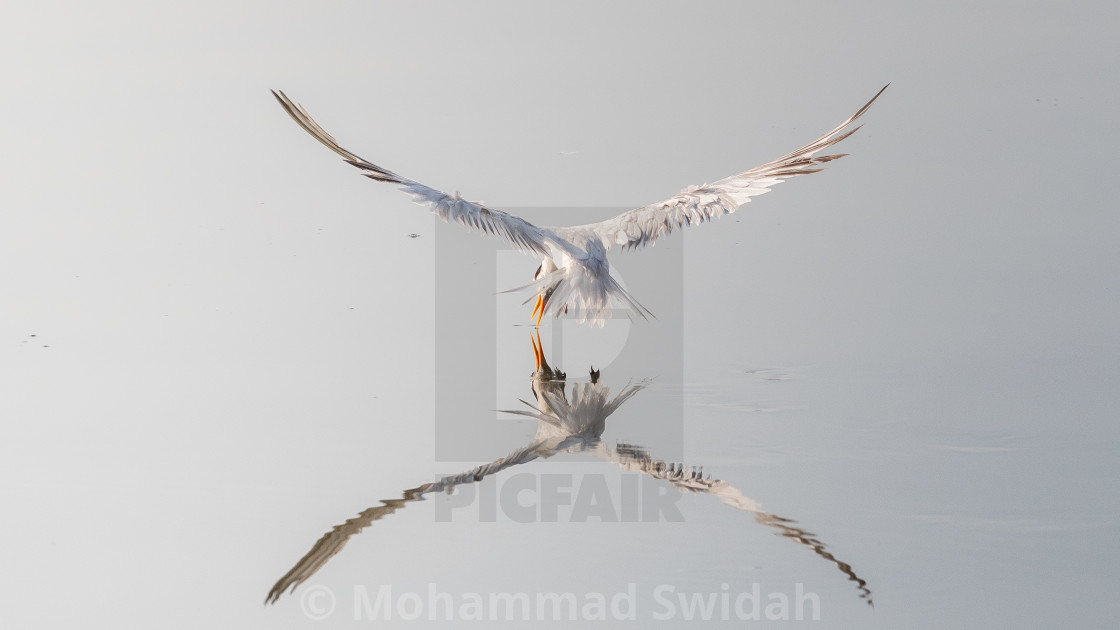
[4,5,1118,622]
[6,204,1118,628]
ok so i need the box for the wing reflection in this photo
[608,443,872,606]
[266,333,872,606]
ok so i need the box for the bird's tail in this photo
[503,266,654,327]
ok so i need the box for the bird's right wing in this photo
[609,443,874,606]
[272,90,555,257]
[552,85,888,251]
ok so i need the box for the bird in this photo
[272,85,887,327]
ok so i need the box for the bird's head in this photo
[534,258,559,280]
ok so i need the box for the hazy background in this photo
[2,1,1117,627]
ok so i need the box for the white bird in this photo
[272,85,887,327]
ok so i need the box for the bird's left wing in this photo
[265,439,551,605]
[272,90,554,257]
[551,85,887,251]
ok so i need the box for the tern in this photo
[272,85,887,327]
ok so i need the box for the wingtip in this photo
[866,83,890,107]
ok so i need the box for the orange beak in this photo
[531,294,545,329]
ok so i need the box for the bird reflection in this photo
[265,333,872,606]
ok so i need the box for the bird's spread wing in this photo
[272,90,554,257]
[264,439,551,605]
[609,443,874,606]
[551,85,888,251]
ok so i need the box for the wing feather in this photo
[551,84,888,251]
[272,90,553,258]
[264,439,549,604]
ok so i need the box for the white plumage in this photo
[272,85,887,326]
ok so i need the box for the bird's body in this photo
[272,86,887,326]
